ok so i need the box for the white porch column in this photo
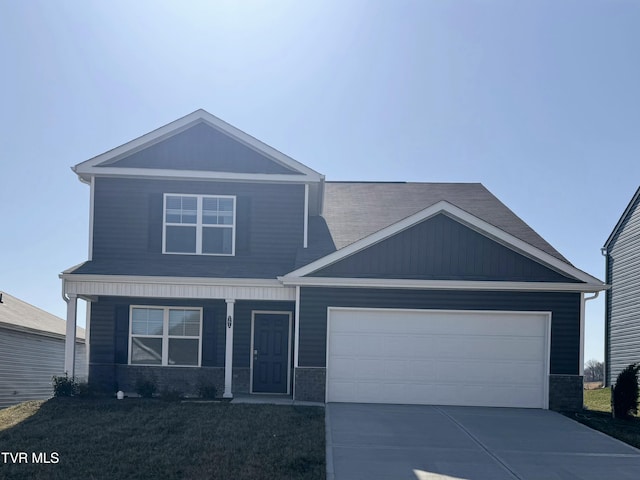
[64,294,78,377]
[223,299,235,398]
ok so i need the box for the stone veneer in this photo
[548,374,583,411]
[294,367,326,403]
[114,365,224,397]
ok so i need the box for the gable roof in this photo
[73,109,324,184]
[603,185,640,250]
[287,183,605,289]
[320,182,568,261]
[0,292,85,340]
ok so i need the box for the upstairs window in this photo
[163,194,235,255]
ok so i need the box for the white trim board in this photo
[279,277,607,293]
[61,274,296,301]
[73,109,324,183]
[283,200,605,288]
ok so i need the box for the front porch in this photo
[61,274,300,400]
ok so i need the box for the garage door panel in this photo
[327,309,549,408]
[432,336,544,360]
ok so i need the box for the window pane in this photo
[168,309,185,335]
[202,227,233,254]
[202,212,218,225]
[166,196,181,210]
[168,339,199,366]
[168,309,201,336]
[184,310,200,336]
[202,197,218,211]
[131,308,163,335]
[202,197,219,225]
[131,337,162,365]
[166,196,197,224]
[218,211,233,225]
[202,197,234,226]
[218,198,233,212]
[166,226,196,253]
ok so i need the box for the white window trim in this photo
[162,193,236,256]
[128,305,203,367]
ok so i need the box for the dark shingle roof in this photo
[0,292,85,340]
[316,182,569,263]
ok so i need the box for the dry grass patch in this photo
[0,398,325,480]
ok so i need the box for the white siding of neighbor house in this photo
[607,193,640,385]
[0,327,87,408]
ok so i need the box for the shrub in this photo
[196,378,217,399]
[159,387,183,402]
[134,375,158,399]
[52,374,78,397]
[75,381,94,398]
[612,363,640,419]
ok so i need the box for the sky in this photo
[1,0,639,364]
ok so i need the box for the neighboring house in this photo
[0,292,86,408]
[60,110,605,410]
[603,186,640,386]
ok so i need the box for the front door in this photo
[251,312,291,394]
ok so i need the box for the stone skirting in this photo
[549,374,583,411]
[89,364,255,398]
[114,365,224,397]
[294,367,326,403]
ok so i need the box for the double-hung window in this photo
[163,194,235,255]
[129,306,202,366]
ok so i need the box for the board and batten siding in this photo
[88,178,305,277]
[606,192,640,385]
[298,288,581,375]
[110,122,300,175]
[310,214,579,283]
[0,327,86,408]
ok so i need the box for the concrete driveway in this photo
[326,403,640,480]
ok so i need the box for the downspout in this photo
[580,291,600,376]
[601,246,610,385]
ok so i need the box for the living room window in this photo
[163,194,235,255]
[129,306,202,366]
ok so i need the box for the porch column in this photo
[64,294,78,377]
[223,299,235,398]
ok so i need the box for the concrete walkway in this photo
[326,404,640,480]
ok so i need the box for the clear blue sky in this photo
[2,0,639,363]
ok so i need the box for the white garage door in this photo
[327,308,550,409]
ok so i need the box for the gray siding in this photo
[311,214,579,282]
[78,178,305,277]
[0,327,86,408]
[109,122,301,175]
[606,193,640,385]
[298,288,580,375]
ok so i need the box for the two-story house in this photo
[61,110,605,410]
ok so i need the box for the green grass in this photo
[0,398,325,480]
[562,388,640,450]
[583,387,614,413]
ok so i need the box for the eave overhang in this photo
[603,185,640,251]
[72,109,324,185]
[278,276,609,293]
[283,200,606,289]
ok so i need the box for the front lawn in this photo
[0,398,325,480]
[562,388,640,450]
